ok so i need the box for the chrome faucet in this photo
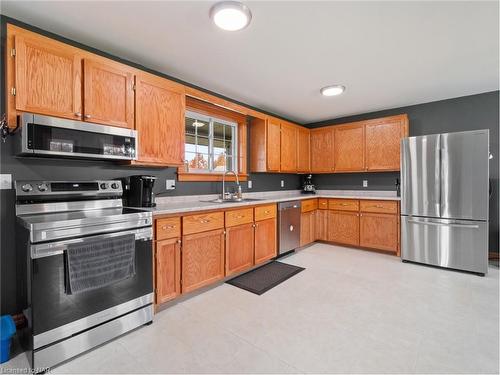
[221,170,242,201]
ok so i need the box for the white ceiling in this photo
[1,1,498,123]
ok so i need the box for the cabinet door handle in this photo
[236,215,243,219]
[74,112,82,117]
[84,114,91,119]
[200,219,210,223]
[375,205,384,208]
[264,210,270,214]
[162,225,176,230]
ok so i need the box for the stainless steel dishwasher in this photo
[278,201,301,256]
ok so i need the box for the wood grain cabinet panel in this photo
[315,209,329,241]
[155,238,181,304]
[226,223,255,275]
[328,199,359,212]
[182,229,225,293]
[83,59,134,128]
[280,122,298,172]
[334,124,365,172]
[254,204,277,221]
[301,199,318,213]
[156,217,181,240]
[359,200,398,214]
[300,211,316,246]
[310,128,334,173]
[183,211,224,235]
[328,211,359,246]
[225,208,254,227]
[297,127,311,173]
[365,115,409,171]
[135,72,185,165]
[254,218,277,264]
[318,199,329,210]
[14,34,82,120]
[267,118,281,171]
[360,213,398,252]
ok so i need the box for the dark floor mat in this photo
[226,261,305,295]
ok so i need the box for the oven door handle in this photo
[30,227,153,259]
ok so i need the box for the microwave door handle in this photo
[30,227,152,259]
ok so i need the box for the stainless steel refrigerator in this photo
[401,130,489,275]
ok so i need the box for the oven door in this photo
[20,113,137,160]
[29,227,153,349]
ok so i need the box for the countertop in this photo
[145,190,400,216]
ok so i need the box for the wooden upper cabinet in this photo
[14,34,82,120]
[155,238,181,304]
[280,122,298,172]
[365,115,409,171]
[267,118,281,171]
[83,59,134,128]
[297,127,311,173]
[334,124,365,172]
[134,73,185,165]
[310,127,334,173]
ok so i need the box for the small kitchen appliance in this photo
[401,130,490,275]
[15,180,153,370]
[125,175,157,207]
[301,174,316,194]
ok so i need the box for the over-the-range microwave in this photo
[15,113,137,161]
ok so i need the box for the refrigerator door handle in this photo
[407,219,479,229]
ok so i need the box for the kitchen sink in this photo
[200,198,265,204]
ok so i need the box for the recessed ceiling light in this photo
[210,1,252,31]
[320,85,346,97]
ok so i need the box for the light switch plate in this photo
[166,179,176,190]
[363,180,368,188]
[0,174,12,190]
[247,180,252,189]
[281,180,285,188]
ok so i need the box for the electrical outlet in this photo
[281,180,285,188]
[166,179,176,190]
[0,174,12,190]
[247,180,252,189]
[363,180,368,188]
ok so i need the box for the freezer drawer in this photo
[401,216,488,274]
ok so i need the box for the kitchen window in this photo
[177,96,248,182]
[184,110,238,174]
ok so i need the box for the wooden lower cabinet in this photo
[226,223,255,276]
[315,209,329,241]
[300,211,316,246]
[360,213,398,252]
[181,229,225,293]
[327,211,359,246]
[254,218,277,265]
[155,238,181,304]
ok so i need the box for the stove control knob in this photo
[100,183,109,190]
[111,183,119,189]
[21,183,33,192]
[37,183,49,192]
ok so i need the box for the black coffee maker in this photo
[302,174,316,194]
[124,175,157,207]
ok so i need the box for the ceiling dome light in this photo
[320,85,346,97]
[210,1,252,31]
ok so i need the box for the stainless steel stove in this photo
[15,180,154,370]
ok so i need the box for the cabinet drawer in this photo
[318,199,329,210]
[183,212,224,235]
[156,217,181,240]
[328,199,359,212]
[225,208,254,227]
[360,200,398,214]
[255,204,277,221]
[301,199,318,213]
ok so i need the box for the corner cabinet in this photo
[133,72,185,166]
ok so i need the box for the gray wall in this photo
[307,91,500,253]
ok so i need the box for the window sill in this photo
[177,172,248,182]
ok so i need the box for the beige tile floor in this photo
[3,243,499,374]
